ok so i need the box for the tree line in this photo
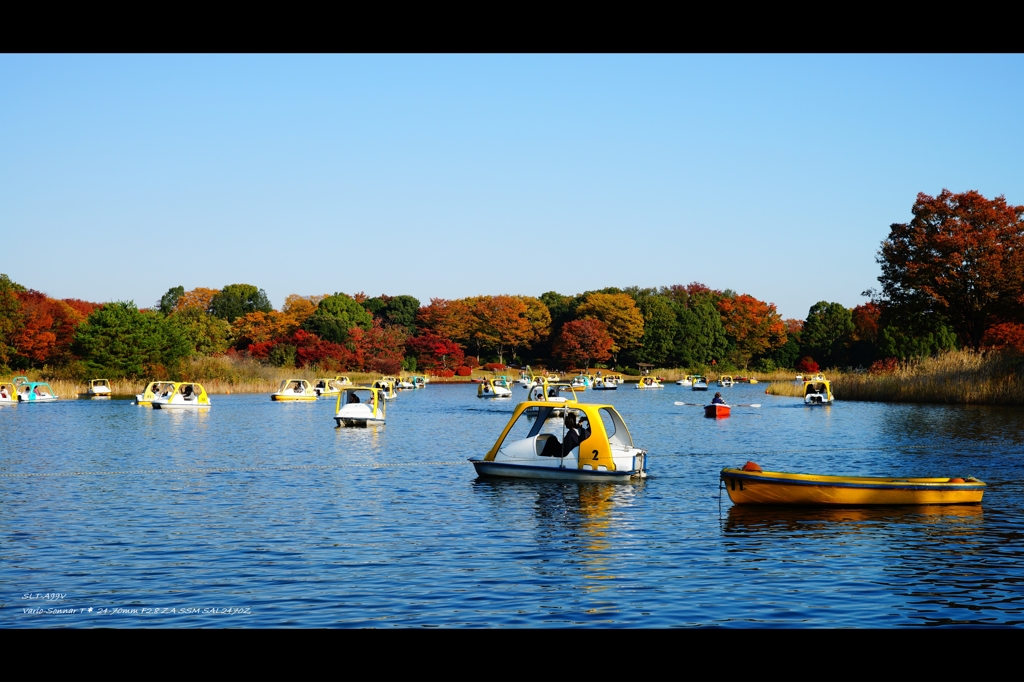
[2,189,1021,379]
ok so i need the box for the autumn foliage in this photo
[877,189,1024,350]
[553,318,613,369]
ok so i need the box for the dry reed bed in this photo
[766,351,1024,405]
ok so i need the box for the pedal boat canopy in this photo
[88,379,112,395]
[136,381,176,406]
[804,379,833,404]
[335,387,386,426]
[152,382,210,409]
[17,381,58,402]
[720,465,985,505]
[527,380,580,404]
[0,382,16,403]
[271,379,317,401]
[478,378,512,398]
[470,401,647,482]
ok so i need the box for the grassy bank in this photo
[9,356,503,396]
[765,351,1024,405]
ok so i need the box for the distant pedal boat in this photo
[804,378,834,405]
[720,463,985,506]
[636,377,663,389]
[0,381,17,404]
[17,381,58,402]
[691,377,709,391]
[152,382,210,409]
[478,378,512,398]
[271,379,317,401]
[88,378,112,397]
[136,381,176,406]
[335,387,386,426]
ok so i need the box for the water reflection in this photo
[4,386,1024,627]
[724,504,984,533]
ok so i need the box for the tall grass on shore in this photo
[10,355,496,396]
[766,350,1024,405]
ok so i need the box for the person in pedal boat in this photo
[539,412,592,458]
[712,392,726,405]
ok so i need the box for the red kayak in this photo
[704,404,731,418]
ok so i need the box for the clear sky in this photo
[2,54,1022,319]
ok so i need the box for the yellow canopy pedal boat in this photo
[470,400,647,482]
[152,382,211,409]
[271,379,318,401]
[720,462,985,506]
[88,378,112,397]
[334,386,386,427]
[135,381,176,406]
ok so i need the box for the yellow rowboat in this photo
[720,463,985,506]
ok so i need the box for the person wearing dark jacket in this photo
[561,412,591,455]
[538,411,592,458]
[712,391,726,404]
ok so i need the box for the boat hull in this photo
[721,468,985,505]
[153,403,210,409]
[704,404,731,418]
[271,394,317,401]
[335,417,384,427]
[471,460,642,482]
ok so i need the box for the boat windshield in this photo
[597,407,632,447]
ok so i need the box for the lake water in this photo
[3,382,1023,627]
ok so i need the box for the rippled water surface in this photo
[3,383,1023,627]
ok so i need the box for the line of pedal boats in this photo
[1,372,984,506]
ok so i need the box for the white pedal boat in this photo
[676,375,695,386]
[478,378,512,398]
[804,378,834,405]
[470,401,647,482]
[335,387,386,427]
[373,380,398,400]
[136,381,176,406]
[692,377,709,391]
[636,376,663,389]
[88,378,112,397]
[592,377,617,390]
[17,381,58,402]
[152,382,211,409]
[0,381,16,404]
[271,379,317,401]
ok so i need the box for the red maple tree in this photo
[553,318,613,369]
[877,189,1024,349]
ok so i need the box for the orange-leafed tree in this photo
[282,294,327,327]
[576,293,644,363]
[175,287,220,313]
[982,322,1024,354]
[230,311,299,349]
[407,331,465,371]
[850,303,882,343]
[11,291,86,366]
[717,294,787,367]
[349,319,408,375]
[876,189,1024,350]
[473,295,534,365]
[417,298,478,347]
[553,318,613,369]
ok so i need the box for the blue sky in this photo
[2,54,1022,319]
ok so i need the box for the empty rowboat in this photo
[720,463,985,506]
